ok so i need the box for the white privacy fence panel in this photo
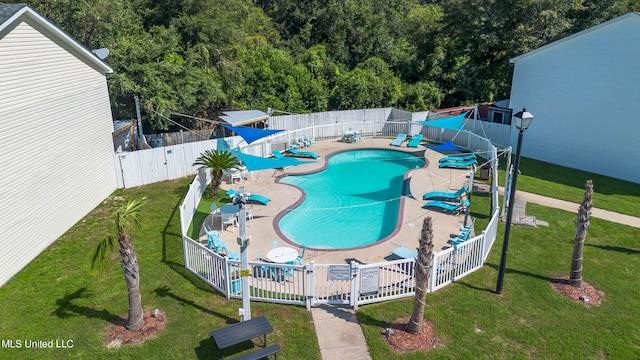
[179,169,211,235]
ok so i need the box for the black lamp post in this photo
[495,108,534,295]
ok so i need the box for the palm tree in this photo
[406,216,434,335]
[570,180,593,287]
[90,198,146,331]
[193,149,241,198]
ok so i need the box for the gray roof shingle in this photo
[0,3,27,25]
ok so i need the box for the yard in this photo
[0,158,638,359]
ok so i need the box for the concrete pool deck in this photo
[200,137,473,266]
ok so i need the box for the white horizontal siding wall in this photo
[509,15,640,183]
[0,20,117,286]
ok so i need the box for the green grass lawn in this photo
[497,156,640,217]
[359,194,640,359]
[1,162,638,359]
[0,178,319,360]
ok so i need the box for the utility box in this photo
[479,163,491,180]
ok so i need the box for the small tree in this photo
[193,149,241,198]
[406,217,434,335]
[570,180,593,287]
[90,198,146,331]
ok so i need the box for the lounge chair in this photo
[438,159,478,169]
[226,188,270,205]
[392,246,418,259]
[407,134,423,148]
[439,154,477,163]
[303,135,314,146]
[272,149,287,160]
[422,199,470,214]
[390,133,408,146]
[288,146,319,159]
[423,185,468,201]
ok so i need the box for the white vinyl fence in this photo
[178,120,502,310]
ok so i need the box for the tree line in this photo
[19,0,640,130]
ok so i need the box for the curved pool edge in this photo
[272,147,431,252]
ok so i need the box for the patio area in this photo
[198,137,475,266]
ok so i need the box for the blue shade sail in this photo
[417,112,468,130]
[232,150,313,171]
[220,123,284,144]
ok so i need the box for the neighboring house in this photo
[509,12,640,184]
[0,5,117,286]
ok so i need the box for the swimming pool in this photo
[277,149,425,249]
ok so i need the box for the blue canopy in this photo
[428,141,465,151]
[417,112,468,130]
[220,123,284,144]
[232,150,313,171]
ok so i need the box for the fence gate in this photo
[308,262,357,307]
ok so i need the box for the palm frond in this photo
[89,235,116,275]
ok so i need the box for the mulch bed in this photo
[382,316,441,354]
[105,310,167,348]
[550,275,604,307]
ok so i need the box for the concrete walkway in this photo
[500,187,640,228]
[311,305,372,360]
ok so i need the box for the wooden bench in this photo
[209,316,280,359]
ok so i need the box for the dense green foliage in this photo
[15,0,640,130]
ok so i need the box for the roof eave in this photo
[0,6,113,74]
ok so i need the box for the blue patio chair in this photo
[438,158,478,169]
[407,134,423,148]
[202,222,221,250]
[255,253,273,278]
[294,246,306,265]
[439,154,477,163]
[390,133,408,146]
[226,188,271,205]
[288,146,320,159]
[422,199,470,214]
[423,185,468,201]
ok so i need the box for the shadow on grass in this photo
[355,307,391,330]
[160,182,216,293]
[483,262,553,283]
[153,286,235,324]
[585,243,640,255]
[52,287,120,324]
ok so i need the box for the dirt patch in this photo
[550,275,604,307]
[382,316,441,354]
[105,310,167,348]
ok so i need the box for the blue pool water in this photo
[278,149,425,249]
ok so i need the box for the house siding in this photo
[509,15,640,184]
[0,20,117,286]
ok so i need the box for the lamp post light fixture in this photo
[495,108,534,295]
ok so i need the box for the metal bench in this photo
[209,316,277,359]
[232,344,281,360]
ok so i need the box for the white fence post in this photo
[307,261,315,310]
[350,261,360,310]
